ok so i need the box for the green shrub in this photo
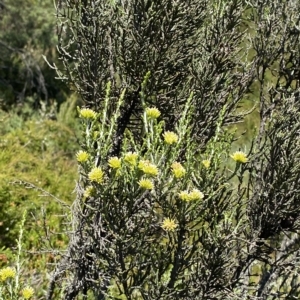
[0,108,78,249]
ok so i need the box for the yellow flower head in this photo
[178,190,190,201]
[76,150,89,163]
[231,151,248,163]
[171,162,186,178]
[163,131,178,145]
[84,186,96,198]
[189,188,204,201]
[146,107,161,119]
[79,108,97,120]
[108,157,122,169]
[124,152,138,166]
[202,159,210,169]
[179,189,204,201]
[138,178,154,190]
[0,267,16,281]
[138,160,148,169]
[88,167,104,184]
[161,217,177,231]
[21,286,34,299]
[138,160,159,176]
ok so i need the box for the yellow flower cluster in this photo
[88,167,104,184]
[138,178,154,190]
[171,162,186,178]
[202,159,210,169]
[79,108,97,120]
[84,186,96,198]
[138,160,159,176]
[21,286,34,299]
[163,131,178,145]
[161,217,177,231]
[124,152,138,166]
[108,157,121,169]
[178,188,204,201]
[145,107,161,119]
[0,267,16,281]
[230,151,248,163]
[76,150,89,163]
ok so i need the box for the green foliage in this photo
[0,102,81,298]
[12,0,297,298]
[56,93,82,130]
[0,0,56,48]
[0,107,78,249]
[0,0,69,109]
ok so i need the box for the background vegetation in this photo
[0,0,70,110]
[0,0,79,253]
[0,0,299,299]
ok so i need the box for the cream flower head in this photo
[163,131,178,145]
[108,157,122,169]
[171,162,186,178]
[124,152,138,166]
[76,150,89,163]
[138,160,159,176]
[138,178,154,190]
[21,286,34,299]
[88,167,104,184]
[0,267,16,281]
[202,159,210,169]
[161,217,177,231]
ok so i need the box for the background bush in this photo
[0,0,70,110]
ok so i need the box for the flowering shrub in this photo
[48,80,252,299]
[49,0,300,298]
[0,212,34,300]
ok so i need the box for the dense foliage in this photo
[0,0,300,299]
[0,0,69,110]
[0,96,79,248]
[44,0,300,299]
[0,96,81,297]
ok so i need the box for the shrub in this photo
[47,0,300,299]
